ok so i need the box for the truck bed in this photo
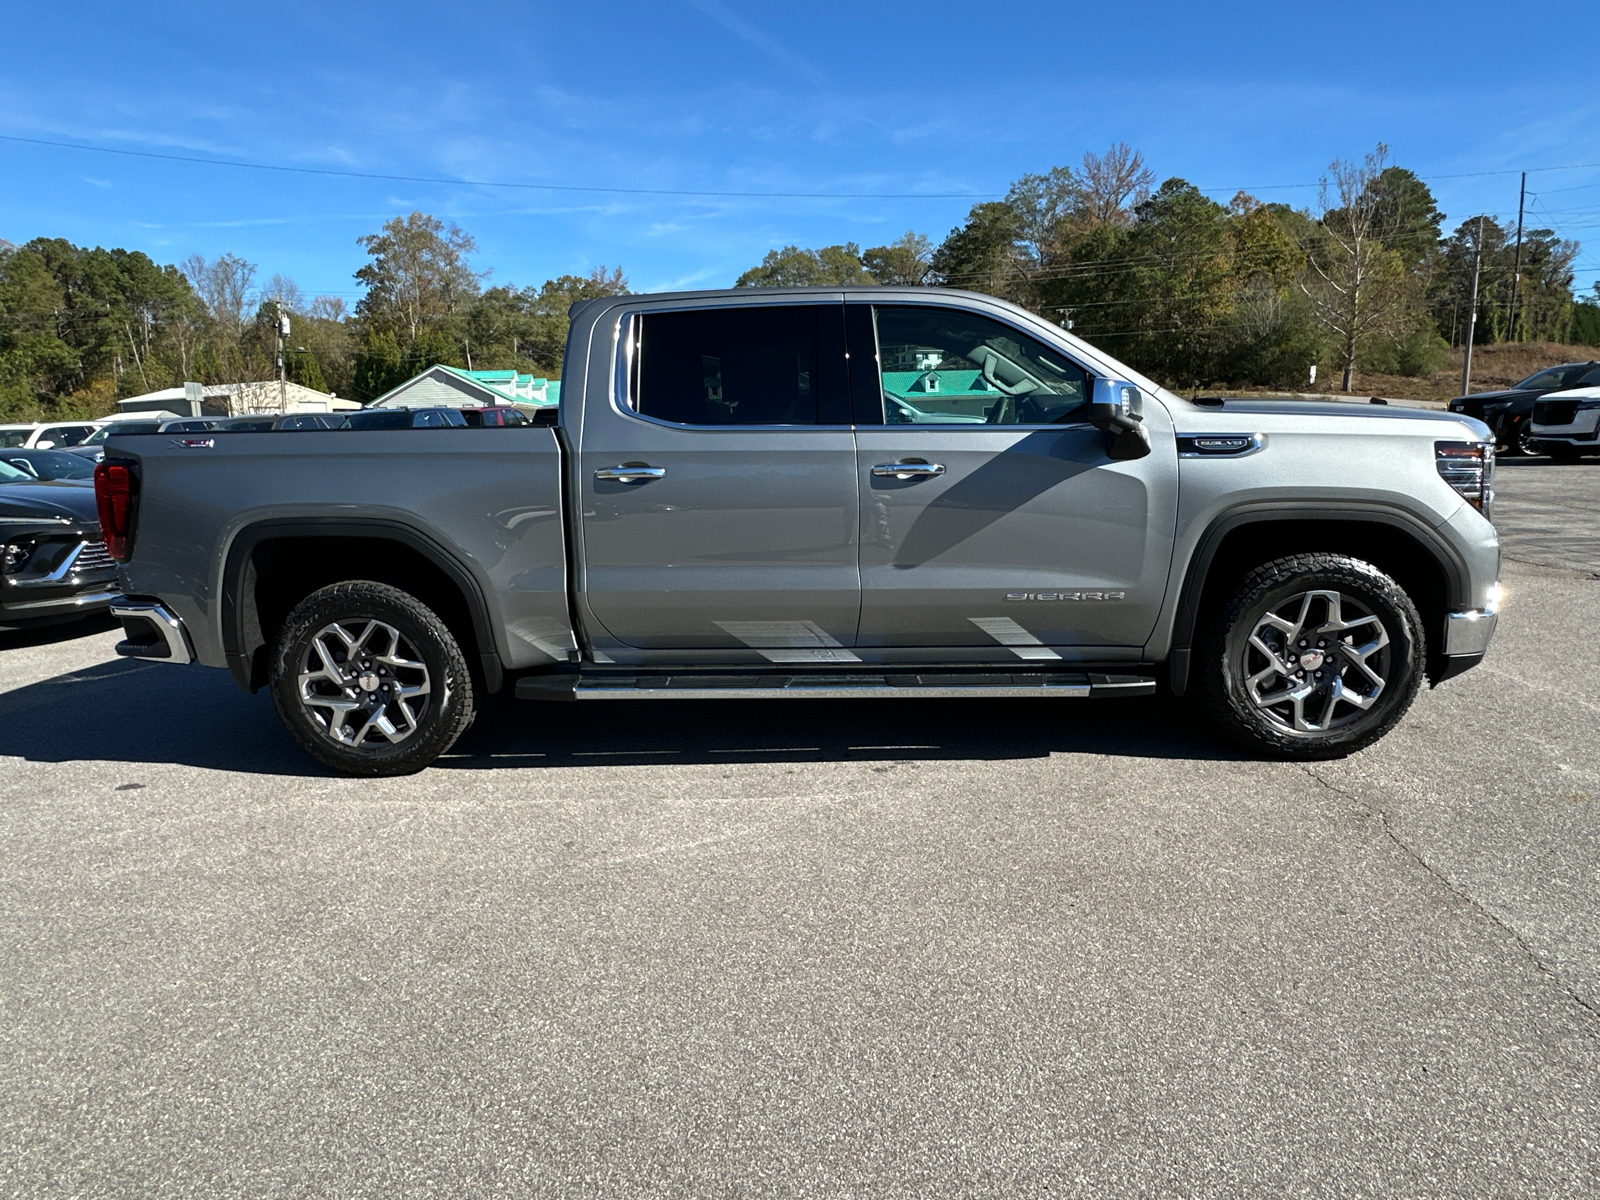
[108,426,573,685]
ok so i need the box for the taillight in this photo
[93,460,137,561]
[1435,440,1494,521]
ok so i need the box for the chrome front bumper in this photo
[1443,605,1498,657]
[110,597,193,664]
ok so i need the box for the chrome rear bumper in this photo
[110,598,193,665]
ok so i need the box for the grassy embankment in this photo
[1214,341,1599,405]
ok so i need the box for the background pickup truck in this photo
[96,286,1501,775]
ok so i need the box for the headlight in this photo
[1436,441,1494,520]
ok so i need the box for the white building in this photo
[117,381,359,418]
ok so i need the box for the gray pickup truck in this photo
[95,287,1500,775]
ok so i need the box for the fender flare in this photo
[1166,502,1470,695]
[220,517,505,695]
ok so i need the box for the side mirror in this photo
[34,439,55,449]
[1087,378,1151,460]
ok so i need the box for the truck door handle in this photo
[872,460,946,479]
[595,464,666,483]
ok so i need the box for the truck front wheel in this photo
[269,581,475,776]
[1198,554,1423,759]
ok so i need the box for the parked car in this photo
[1448,361,1600,455]
[0,461,117,629]
[67,420,168,461]
[0,420,104,450]
[274,413,341,430]
[1527,385,1600,461]
[158,419,221,434]
[338,408,468,430]
[460,406,532,427]
[1,448,97,481]
[100,286,1500,776]
[0,425,37,449]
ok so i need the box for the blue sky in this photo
[3,0,1599,303]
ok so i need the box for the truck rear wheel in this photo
[269,581,475,776]
[1198,554,1423,760]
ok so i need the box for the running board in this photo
[515,671,1157,702]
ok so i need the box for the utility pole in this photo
[1461,216,1484,397]
[276,308,291,412]
[1507,172,1526,342]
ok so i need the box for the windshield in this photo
[86,422,163,442]
[1517,365,1589,391]
[5,451,94,481]
[0,460,33,483]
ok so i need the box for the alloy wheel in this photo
[297,618,432,747]
[1241,589,1391,736]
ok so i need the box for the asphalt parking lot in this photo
[2,460,1598,1198]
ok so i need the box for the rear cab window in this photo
[619,304,850,426]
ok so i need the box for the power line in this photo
[8,131,1600,204]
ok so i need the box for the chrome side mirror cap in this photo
[1088,379,1151,460]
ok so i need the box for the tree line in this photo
[737,143,1595,392]
[0,213,627,420]
[1,141,1596,419]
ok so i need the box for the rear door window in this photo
[626,305,849,426]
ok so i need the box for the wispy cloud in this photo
[684,0,827,87]
[80,176,111,188]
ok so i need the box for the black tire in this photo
[270,581,475,776]
[1198,554,1424,760]
[1503,417,1535,457]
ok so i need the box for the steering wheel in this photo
[986,395,1016,424]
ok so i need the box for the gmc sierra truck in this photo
[95,287,1500,775]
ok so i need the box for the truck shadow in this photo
[443,689,1250,768]
[0,658,1253,775]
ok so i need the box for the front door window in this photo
[869,306,1090,427]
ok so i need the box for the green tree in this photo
[461,266,630,373]
[735,244,876,288]
[930,202,1025,298]
[861,233,933,286]
[355,212,483,345]
[1570,299,1600,347]
[0,238,198,414]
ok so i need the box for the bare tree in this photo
[180,253,257,331]
[264,273,305,313]
[310,295,347,321]
[1078,143,1154,226]
[1301,144,1412,391]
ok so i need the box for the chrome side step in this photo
[516,671,1156,702]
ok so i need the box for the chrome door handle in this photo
[595,465,666,483]
[872,460,946,479]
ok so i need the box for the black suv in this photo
[1448,361,1600,455]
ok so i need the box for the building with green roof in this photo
[369,365,560,410]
